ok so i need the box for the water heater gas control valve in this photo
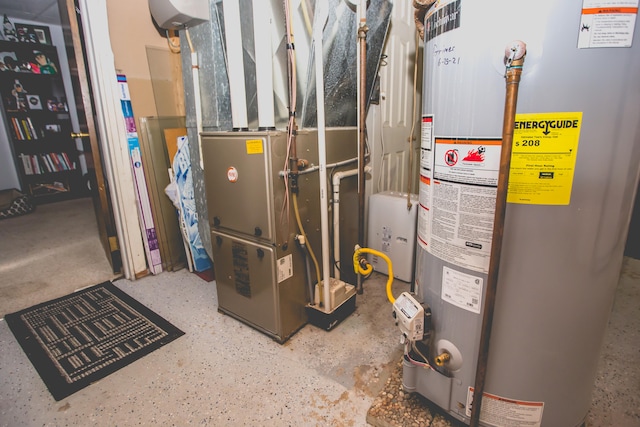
[393,292,425,342]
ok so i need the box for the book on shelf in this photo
[9,117,40,140]
[30,155,40,174]
[48,152,59,170]
[11,117,23,139]
[26,117,38,139]
[19,153,33,175]
[61,152,72,169]
[39,154,50,172]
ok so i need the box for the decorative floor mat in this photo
[5,281,184,401]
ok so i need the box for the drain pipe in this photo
[313,1,332,311]
[333,166,371,278]
[356,0,369,294]
[469,40,526,427]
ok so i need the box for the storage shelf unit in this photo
[0,39,82,203]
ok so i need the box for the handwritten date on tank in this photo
[437,56,461,66]
[433,44,460,67]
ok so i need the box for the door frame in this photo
[63,0,147,279]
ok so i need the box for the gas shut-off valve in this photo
[392,292,431,343]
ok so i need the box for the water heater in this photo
[404,1,640,426]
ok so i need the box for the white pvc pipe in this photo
[222,0,249,129]
[313,1,332,312]
[252,0,275,129]
[332,166,370,278]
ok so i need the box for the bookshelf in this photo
[0,37,82,203]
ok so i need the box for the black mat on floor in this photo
[5,281,184,401]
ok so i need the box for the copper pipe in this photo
[290,123,299,175]
[357,23,368,293]
[469,47,525,427]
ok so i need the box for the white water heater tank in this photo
[405,1,640,426]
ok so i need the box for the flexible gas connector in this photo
[353,246,395,304]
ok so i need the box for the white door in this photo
[367,1,421,195]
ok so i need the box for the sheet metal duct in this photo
[301,0,392,128]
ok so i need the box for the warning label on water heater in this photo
[466,387,544,427]
[578,0,638,48]
[421,138,501,273]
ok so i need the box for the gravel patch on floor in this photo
[367,359,463,427]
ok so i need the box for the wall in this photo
[105,0,184,120]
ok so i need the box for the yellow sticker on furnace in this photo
[246,139,264,154]
[507,112,582,205]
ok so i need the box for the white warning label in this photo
[277,254,293,283]
[578,0,639,48]
[441,266,483,314]
[466,388,545,427]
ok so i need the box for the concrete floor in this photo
[0,198,638,426]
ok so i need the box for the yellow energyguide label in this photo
[246,139,263,154]
[508,112,582,205]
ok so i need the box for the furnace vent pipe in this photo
[313,1,332,311]
[252,0,276,130]
[222,0,249,130]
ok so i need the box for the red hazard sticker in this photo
[445,149,458,166]
[463,146,485,162]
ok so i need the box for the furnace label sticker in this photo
[466,387,544,427]
[245,139,264,154]
[508,112,582,205]
[441,266,482,314]
[277,254,293,283]
[578,0,638,48]
[227,166,239,183]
